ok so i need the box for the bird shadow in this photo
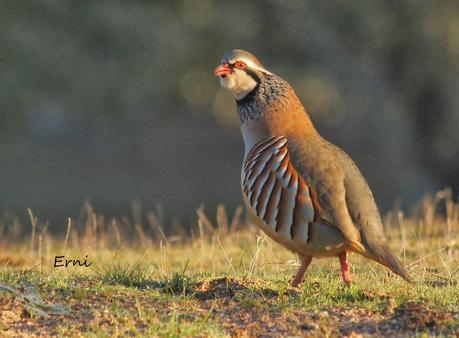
[105,274,280,301]
[193,276,279,300]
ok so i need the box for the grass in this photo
[0,189,458,337]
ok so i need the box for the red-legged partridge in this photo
[214,50,411,286]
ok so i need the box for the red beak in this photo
[214,63,232,76]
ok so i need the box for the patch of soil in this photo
[1,278,458,337]
[386,301,454,331]
[194,277,278,300]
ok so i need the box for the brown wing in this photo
[287,137,363,246]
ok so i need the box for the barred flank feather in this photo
[242,136,315,244]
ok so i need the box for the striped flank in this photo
[242,136,316,243]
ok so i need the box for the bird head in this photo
[214,50,268,100]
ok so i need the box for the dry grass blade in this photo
[63,218,72,254]
[135,224,150,247]
[196,205,215,235]
[230,206,243,233]
[147,211,169,244]
[216,204,229,234]
[27,208,38,254]
[111,219,122,247]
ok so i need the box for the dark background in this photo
[1,1,458,229]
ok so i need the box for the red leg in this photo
[291,256,312,287]
[338,251,351,286]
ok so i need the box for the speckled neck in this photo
[236,73,292,126]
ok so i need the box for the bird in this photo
[214,49,412,287]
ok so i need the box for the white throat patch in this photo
[219,68,258,100]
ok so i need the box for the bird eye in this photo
[235,61,247,69]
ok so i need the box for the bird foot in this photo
[290,278,302,288]
[339,251,351,287]
[290,256,312,288]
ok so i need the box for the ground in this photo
[0,193,458,337]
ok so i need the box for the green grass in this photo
[1,191,459,336]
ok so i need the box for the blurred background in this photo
[0,0,458,229]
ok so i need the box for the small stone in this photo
[319,311,329,318]
[300,322,319,331]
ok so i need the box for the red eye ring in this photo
[234,61,247,69]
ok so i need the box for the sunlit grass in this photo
[0,188,458,336]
